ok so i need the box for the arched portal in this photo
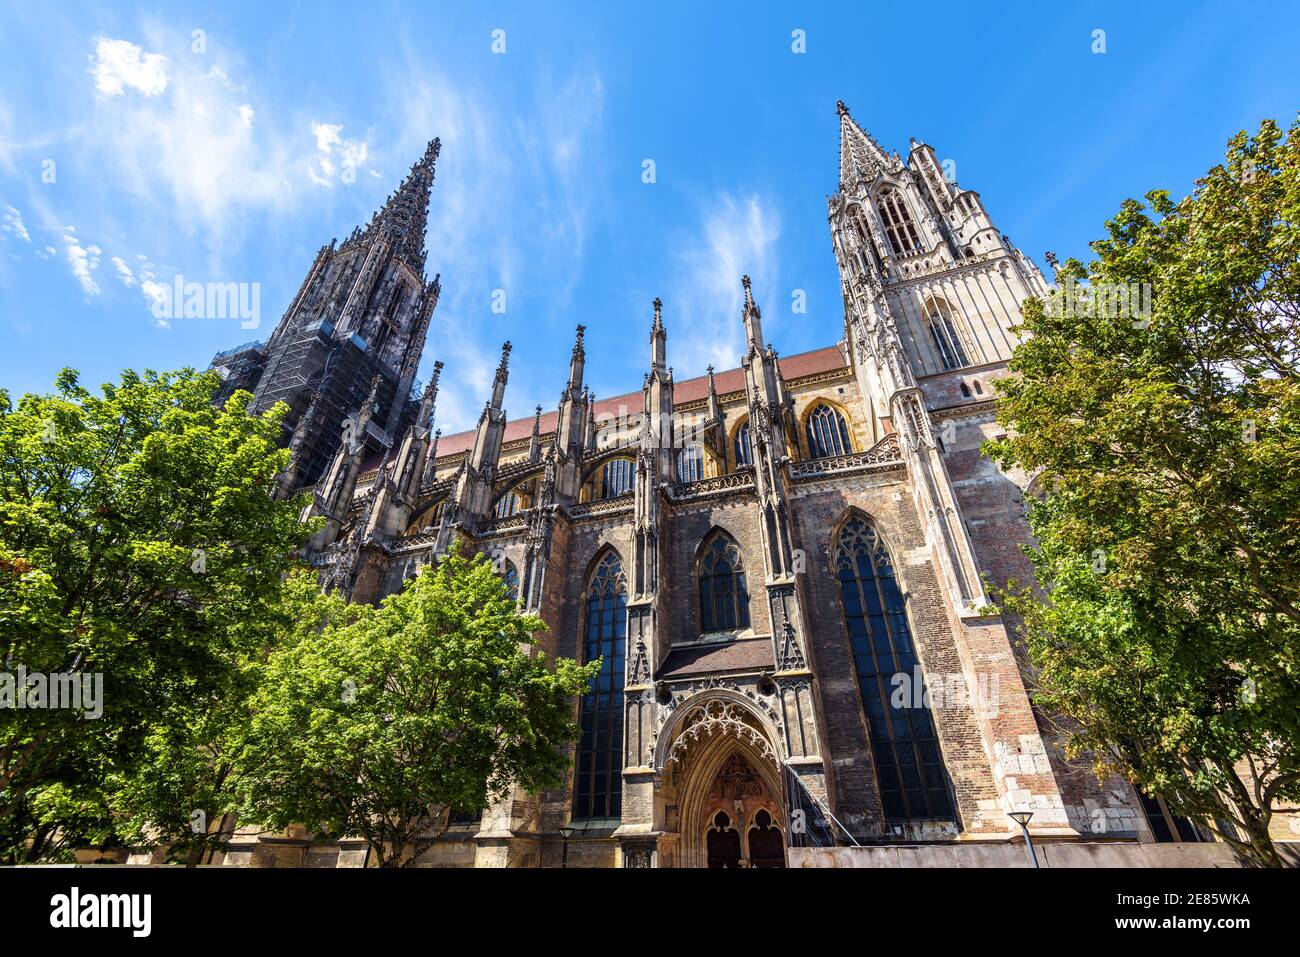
[656,693,787,868]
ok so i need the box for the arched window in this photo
[501,560,519,601]
[675,444,705,483]
[925,299,970,371]
[600,458,635,499]
[833,516,956,823]
[877,188,922,256]
[698,531,750,633]
[494,489,522,519]
[406,497,446,535]
[805,402,852,458]
[575,552,627,821]
[734,421,753,468]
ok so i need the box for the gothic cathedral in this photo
[207,103,1164,868]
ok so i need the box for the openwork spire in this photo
[356,137,441,274]
[836,101,892,190]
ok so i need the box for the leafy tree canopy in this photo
[988,118,1300,866]
[235,547,596,867]
[0,368,310,862]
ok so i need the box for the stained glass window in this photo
[805,403,852,458]
[676,444,705,483]
[698,532,750,633]
[834,516,955,822]
[734,421,753,468]
[600,458,635,498]
[574,552,627,820]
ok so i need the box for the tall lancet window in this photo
[877,188,922,256]
[833,516,956,823]
[734,420,753,468]
[805,402,853,458]
[575,552,627,821]
[924,299,970,371]
[675,444,705,483]
[698,531,750,633]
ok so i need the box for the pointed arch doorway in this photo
[659,694,788,868]
[699,751,787,869]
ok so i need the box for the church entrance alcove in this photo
[657,694,788,868]
[706,811,742,868]
[748,809,785,868]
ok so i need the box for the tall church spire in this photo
[356,137,441,274]
[837,101,893,190]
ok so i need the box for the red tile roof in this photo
[433,344,846,459]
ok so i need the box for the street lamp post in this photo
[558,824,576,868]
[1007,810,1039,868]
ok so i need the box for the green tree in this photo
[988,118,1300,867]
[0,368,312,863]
[234,547,596,868]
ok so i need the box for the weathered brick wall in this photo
[789,475,1003,838]
[663,497,772,641]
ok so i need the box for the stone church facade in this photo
[204,103,1217,868]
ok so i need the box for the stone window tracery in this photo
[877,187,922,256]
[600,457,635,498]
[698,532,751,633]
[805,402,853,459]
[834,516,956,822]
[924,298,970,371]
[575,552,627,821]
[676,444,705,483]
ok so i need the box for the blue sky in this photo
[1,0,1296,432]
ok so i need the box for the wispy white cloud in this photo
[309,120,370,187]
[60,226,101,296]
[110,255,135,286]
[91,37,168,98]
[84,37,312,250]
[667,192,781,374]
[383,57,607,432]
[2,204,29,242]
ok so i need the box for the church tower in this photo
[827,102,1050,612]
[210,139,444,490]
